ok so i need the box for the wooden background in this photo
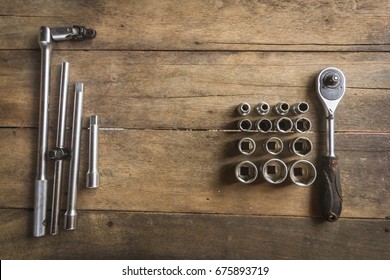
[0,0,389,259]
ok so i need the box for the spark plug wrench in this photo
[86,115,100,189]
[34,26,96,237]
[316,67,346,222]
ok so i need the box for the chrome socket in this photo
[275,102,290,115]
[235,161,258,184]
[238,137,256,155]
[237,102,251,116]
[294,117,312,133]
[255,102,270,115]
[264,137,283,155]
[260,159,288,184]
[275,117,293,133]
[292,102,309,115]
[237,119,253,132]
[256,118,273,133]
[289,137,313,156]
[289,160,317,186]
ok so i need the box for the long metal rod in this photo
[64,83,84,230]
[49,62,70,235]
[86,115,100,189]
[34,26,52,237]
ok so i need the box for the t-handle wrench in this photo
[316,67,346,222]
[34,26,96,237]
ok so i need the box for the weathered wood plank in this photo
[0,0,389,51]
[0,51,389,131]
[0,129,388,218]
[0,209,388,259]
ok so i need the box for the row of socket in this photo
[239,136,313,156]
[238,117,311,133]
[235,159,317,186]
[237,101,309,116]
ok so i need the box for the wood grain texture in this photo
[0,51,389,131]
[0,209,389,259]
[0,0,389,260]
[0,128,388,219]
[0,0,389,51]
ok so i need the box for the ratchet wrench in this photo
[316,67,346,222]
[34,26,96,237]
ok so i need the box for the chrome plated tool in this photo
[34,25,96,237]
[48,62,70,235]
[316,67,346,222]
[64,83,84,230]
[86,115,100,189]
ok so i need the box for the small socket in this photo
[275,102,290,115]
[255,102,270,115]
[275,117,293,133]
[264,137,283,155]
[256,118,273,133]
[261,159,288,184]
[235,161,258,184]
[295,117,312,133]
[292,102,309,115]
[237,119,253,132]
[289,160,317,186]
[238,137,256,155]
[289,137,313,156]
[237,102,251,116]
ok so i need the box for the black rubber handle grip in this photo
[320,156,342,222]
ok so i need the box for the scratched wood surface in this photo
[0,0,389,259]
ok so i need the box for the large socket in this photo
[289,160,317,186]
[260,159,288,184]
[235,161,258,184]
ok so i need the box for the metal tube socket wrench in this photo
[86,115,100,188]
[49,62,70,235]
[316,67,346,222]
[34,25,96,237]
[64,83,84,230]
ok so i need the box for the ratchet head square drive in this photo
[316,67,346,117]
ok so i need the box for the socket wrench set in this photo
[235,101,316,186]
[34,26,100,237]
[233,67,346,222]
[32,26,346,234]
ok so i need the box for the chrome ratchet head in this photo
[316,67,346,117]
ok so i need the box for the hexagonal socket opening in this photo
[264,137,283,155]
[235,161,258,184]
[238,119,252,131]
[275,117,293,133]
[238,138,256,155]
[295,117,312,132]
[256,118,272,133]
[261,159,288,184]
[290,137,312,156]
[289,160,317,186]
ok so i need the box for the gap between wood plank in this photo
[0,207,388,221]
